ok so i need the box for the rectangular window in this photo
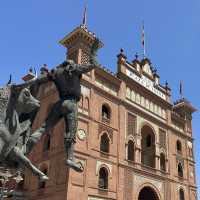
[127,113,136,136]
[159,129,166,148]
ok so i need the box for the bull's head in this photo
[15,87,40,115]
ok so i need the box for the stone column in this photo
[165,159,169,173]
[135,136,141,168]
[135,147,141,164]
[155,144,160,170]
[156,154,160,170]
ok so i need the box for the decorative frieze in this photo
[95,78,117,96]
[126,87,166,119]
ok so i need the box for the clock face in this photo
[77,129,86,141]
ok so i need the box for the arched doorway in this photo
[138,186,159,200]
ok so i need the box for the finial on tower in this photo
[82,4,87,28]
[165,81,168,87]
[135,52,139,60]
[165,80,171,91]
[117,48,127,60]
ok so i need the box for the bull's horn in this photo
[7,74,12,85]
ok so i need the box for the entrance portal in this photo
[138,186,159,200]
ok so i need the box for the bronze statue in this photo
[26,38,100,172]
[0,83,48,181]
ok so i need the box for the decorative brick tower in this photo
[59,25,103,65]
[59,6,103,65]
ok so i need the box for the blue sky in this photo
[0,0,199,198]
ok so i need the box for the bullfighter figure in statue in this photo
[26,38,100,172]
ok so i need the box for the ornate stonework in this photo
[77,129,87,141]
[98,124,113,143]
[96,161,112,176]
[134,174,163,199]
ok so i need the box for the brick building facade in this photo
[20,24,197,200]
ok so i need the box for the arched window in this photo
[178,163,183,178]
[43,134,51,152]
[84,97,89,110]
[100,133,110,153]
[160,153,166,171]
[141,125,156,168]
[78,95,83,108]
[146,134,152,147]
[138,186,159,200]
[179,189,185,200]
[102,104,110,122]
[98,167,108,190]
[38,168,48,189]
[127,140,135,161]
[177,140,182,154]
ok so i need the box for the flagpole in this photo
[180,80,183,99]
[141,21,146,58]
[143,23,146,57]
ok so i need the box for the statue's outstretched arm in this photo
[76,38,101,74]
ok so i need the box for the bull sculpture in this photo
[0,81,48,182]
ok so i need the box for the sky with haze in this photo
[0,0,200,198]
